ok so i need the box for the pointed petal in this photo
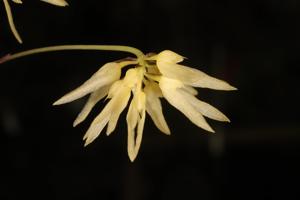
[157,50,184,63]
[73,85,110,127]
[157,61,236,91]
[156,50,236,91]
[178,89,230,122]
[159,77,214,133]
[126,92,146,162]
[132,108,146,161]
[53,63,121,105]
[83,104,111,146]
[144,82,170,134]
[40,0,68,6]
[127,98,139,129]
[12,0,23,4]
[4,0,23,43]
[106,87,131,135]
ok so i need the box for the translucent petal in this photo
[106,87,131,135]
[157,61,236,91]
[156,50,236,91]
[144,82,170,134]
[159,77,214,132]
[53,63,121,105]
[126,91,146,162]
[178,89,230,122]
[12,0,22,4]
[40,0,68,6]
[157,50,184,63]
[123,67,144,88]
[83,105,111,146]
[73,85,110,127]
[107,80,123,99]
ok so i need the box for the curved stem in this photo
[3,0,23,43]
[4,45,145,62]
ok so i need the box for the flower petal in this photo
[40,0,68,6]
[106,68,144,135]
[157,50,184,63]
[159,77,214,133]
[12,0,22,4]
[73,85,110,127]
[178,89,230,122]
[53,62,121,105]
[83,82,129,145]
[106,80,123,99]
[144,82,170,135]
[126,91,146,162]
[182,85,198,96]
[84,81,132,145]
[83,105,111,146]
[156,50,237,91]
[106,87,131,135]
[158,63,236,91]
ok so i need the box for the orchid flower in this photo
[1,45,237,161]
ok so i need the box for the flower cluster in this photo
[54,50,236,161]
[3,0,68,43]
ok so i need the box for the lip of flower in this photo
[3,0,68,44]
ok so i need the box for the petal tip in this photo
[83,141,89,147]
[205,126,215,133]
[229,85,238,91]
[225,117,231,123]
[163,129,171,135]
[52,100,60,106]
[52,97,65,106]
[84,138,93,146]
[73,120,79,127]
[128,154,137,162]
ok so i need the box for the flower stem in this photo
[3,0,23,44]
[4,45,145,63]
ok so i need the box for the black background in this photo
[1,0,299,199]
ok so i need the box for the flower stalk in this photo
[2,45,145,64]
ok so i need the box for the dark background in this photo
[1,0,299,199]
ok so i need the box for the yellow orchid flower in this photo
[2,0,68,43]
[1,45,237,161]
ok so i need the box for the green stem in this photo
[4,45,145,63]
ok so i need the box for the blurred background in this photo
[0,0,299,199]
